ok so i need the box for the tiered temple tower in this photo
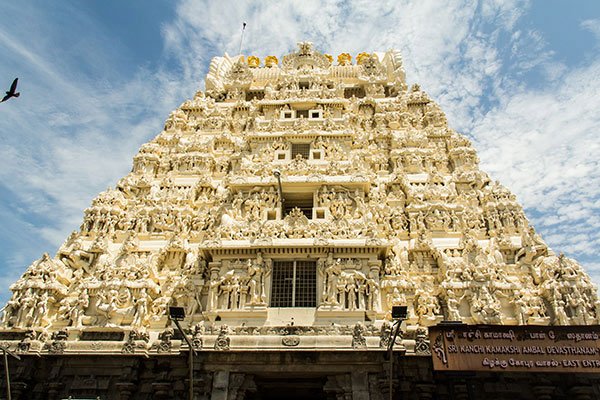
[1,42,598,399]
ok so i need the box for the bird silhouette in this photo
[1,78,20,103]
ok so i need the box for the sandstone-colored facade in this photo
[1,42,598,399]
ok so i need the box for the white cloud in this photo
[581,18,600,43]
[473,59,600,277]
[0,3,196,300]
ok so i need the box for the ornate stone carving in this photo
[0,42,596,357]
[156,328,173,353]
[214,325,230,351]
[351,323,367,349]
[414,328,430,355]
[46,330,68,354]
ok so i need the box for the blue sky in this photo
[0,0,599,303]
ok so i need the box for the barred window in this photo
[283,192,313,219]
[270,260,316,307]
[291,143,310,159]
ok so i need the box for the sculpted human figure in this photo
[552,298,570,325]
[71,290,89,327]
[336,270,348,309]
[228,276,241,309]
[445,289,461,321]
[323,258,341,305]
[516,226,547,268]
[149,296,170,320]
[514,293,529,325]
[1,292,20,327]
[346,275,357,311]
[357,274,368,310]
[31,291,50,327]
[247,254,266,305]
[15,289,35,328]
[184,280,203,316]
[415,289,440,319]
[132,289,149,327]
[365,271,380,311]
[183,248,200,273]
[96,289,119,325]
[59,238,94,273]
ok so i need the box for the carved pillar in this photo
[228,373,245,400]
[367,374,384,400]
[195,372,212,400]
[116,382,136,400]
[375,374,393,400]
[351,371,370,400]
[532,385,555,400]
[324,374,353,400]
[451,383,469,400]
[211,371,229,400]
[11,381,27,400]
[415,383,435,400]
[152,382,172,400]
[569,386,595,400]
[47,382,63,400]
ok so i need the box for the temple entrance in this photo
[246,376,328,400]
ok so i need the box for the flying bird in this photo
[1,78,20,103]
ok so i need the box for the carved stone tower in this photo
[1,42,598,399]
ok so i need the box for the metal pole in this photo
[388,347,392,400]
[189,343,193,400]
[3,349,11,400]
[173,319,197,400]
[238,22,247,55]
[387,320,403,400]
[274,170,283,216]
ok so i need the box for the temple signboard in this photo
[430,324,600,373]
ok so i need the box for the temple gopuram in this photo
[1,42,599,399]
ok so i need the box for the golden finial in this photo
[265,55,278,68]
[337,53,352,66]
[247,56,260,68]
[356,52,370,65]
[324,54,333,64]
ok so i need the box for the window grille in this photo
[344,87,366,99]
[245,90,265,101]
[291,143,311,159]
[309,110,322,119]
[283,192,313,219]
[296,109,309,119]
[270,261,316,307]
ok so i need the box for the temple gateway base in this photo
[1,351,599,399]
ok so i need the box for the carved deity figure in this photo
[15,289,36,328]
[246,253,266,305]
[207,269,221,310]
[445,289,461,321]
[70,290,90,327]
[132,289,149,327]
[1,292,20,327]
[323,258,342,305]
[184,280,203,316]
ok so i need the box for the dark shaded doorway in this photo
[247,376,328,400]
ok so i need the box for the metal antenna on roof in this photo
[238,22,247,55]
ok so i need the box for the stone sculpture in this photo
[0,42,597,356]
